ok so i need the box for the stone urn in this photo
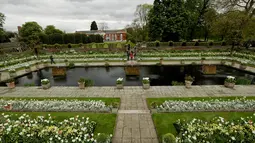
[42,83,50,89]
[143,83,150,89]
[6,82,15,89]
[78,82,85,89]
[224,81,235,88]
[185,80,193,89]
[116,84,123,89]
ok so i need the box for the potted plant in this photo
[224,76,236,88]
[8,69,16,78]
[78,78,85,89]
[201,57,206,64]
[142,77,150,89]
[41,79,50,89]
[6,78,15,89]
[185,75,194,89]
[25,64,31,72]
[116,77,124,89]
[111,102,119,113]
[150,102,157,113]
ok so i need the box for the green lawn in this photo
[147,96,255,109]
[1,112,117,135]
[152,112,255,142]
[0,97,120,106]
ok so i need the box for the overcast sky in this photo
[0,0,153,32]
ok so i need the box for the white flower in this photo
[231,137,236,140]
[227,76,235,79]
[117,78,123,81]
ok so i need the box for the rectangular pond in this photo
[1,65,255,86]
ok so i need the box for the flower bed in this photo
[157,98,255,112]
[0,113,112,143]
[0,100,111,112]
[175,115,255,143]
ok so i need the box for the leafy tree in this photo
[44,25,63,35]
[98,22,109,31]
[63,34,75,44]
[90,21,98,31]
[74,33,83,44]
[148,0,164,41]
[49,33,64,44]
[0,12,6,43]
[19,22,42,38]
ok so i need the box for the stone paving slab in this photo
[118,110,150,114]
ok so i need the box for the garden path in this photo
[0,85,255,143]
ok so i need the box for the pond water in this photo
[1,65,255,86]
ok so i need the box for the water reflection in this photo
[1,65,254,86]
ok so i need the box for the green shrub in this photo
[194,41,199,46]
[169,41,174,46]
[173,42,182,46]
[209,41,213,46]
[95,133,110,143]
[150,102,157,108]
[161,42,169,47]
[236,77,252,85]
[162,133,176,143]
[78,78,85,83]
[103,43,109,48]
[92,43,97,48]
[85,79,94,87]
[68,62,75,69]
[97,43,104,48]
[171,81,184,86]
[182,42,187,46]
[155,40,160,47]
[147,42,156,47]
[79,43,83,47]
[222,41,226,46]
[116,43,122,48]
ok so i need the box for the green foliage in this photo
[150,102,157,109]
[169,41,174,46]
[78,78,85,83]
[92,43,97,48]
[90,21,98,30]
[116,43,122,48]
[185,75,194,82]
[162,133,176,143]
[44,25,63,35]
[111,102,119,108]
[24,83,35,87]
[103,43,109,48]
[19,22,43,38]
[68,62,75,69]
[236,77,252,85]
[171,81,184,86]
[85,79,94,87]
[95,133,110,143]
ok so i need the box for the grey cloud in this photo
[0,0,154,32]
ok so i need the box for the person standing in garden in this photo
[50,55,55,64]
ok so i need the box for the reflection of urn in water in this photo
[125,67,140,76]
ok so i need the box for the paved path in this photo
[1,85,255,143]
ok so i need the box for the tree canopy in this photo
[44,25,63,35]
[90,21,98,31]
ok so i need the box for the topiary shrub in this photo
[194,41,199,46]
[116,43,122,48]
[92,43,97,48]
[85,79,94,87]
[222,41,226,46]
[182,42,187,46]
[155,40,160,47]
[68,43,72,48]
[68,62,75,69]
[162,133,176,143]
[209,41,213,46]
[103,43,109,48]
[79,43,83,47]
[169,41,174,46]
[95,133,111,143]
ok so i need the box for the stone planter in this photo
[6,82,15,89]
[78,82,85,89]
[116,84,123,89]
[224,81,235,88]
[42,83,50,89]
[150,108,157,113]
[185,80,193,89]
[143,83,150,89]
[240,65,247,70]
[111,108,118,113]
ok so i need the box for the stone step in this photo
[118,110,150,114]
